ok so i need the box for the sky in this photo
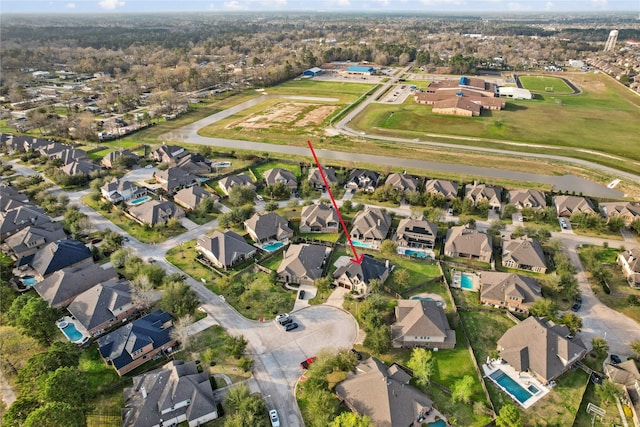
[1,0,638,13]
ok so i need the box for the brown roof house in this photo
[394,216,438,253]
[218,173,256,196]
[67,279,138,337]
[173,185,217,211]
[333,254,391,296]
[350,207,391,249]
[385,173,419,193]
[169,153,211,175]
[501,235,547,273]
[101,149,138,168]
[480,272,542,314]
[604,360,640,427]
[196,230,257,270]
[244,212,293,244]
[2,222,67,261]
[101,178,146,203]
[149,145,187,163]
[432,96,481,116]
[618,248,640,288]
[129,200,185,226]
[346,169,380,193]
[392,299,456,349]
[155,167,199,193]
[600,202,640,227]
[444,225,493,263]
[122,360,218,427]
[308,166,338,190]
[465,183,503,211]
[263,168,298,191]
[61,160,100,177]
[299,203,339,233]
[277,243,328,285]
[425,179,458,200]
[497,317,587,385]
[509,189,547,211]
[335,357,434,427]
[553,195,596,217]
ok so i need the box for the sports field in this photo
[519,75,575,94]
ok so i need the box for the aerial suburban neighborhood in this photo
[1,7,640,427]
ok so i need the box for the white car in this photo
[269,409,280,427]
[275,313,290,323]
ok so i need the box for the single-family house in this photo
[465,183,502,211]
[333,254,391,296]
[173,186,217,211]
[604,360,640,427]
[350,207,391,248]
[67,279,137,336]
[1,222,67,261]
[263,168,298,191]
[444,226,493,263]
[0,184,29,212]
[61,160,100,176]
[244,212,293,244]
[497,316,587,385]
[600,202,640,227]
[97,310,176,376]
[19,239,93,280]
[553,195,596,217]
[155,167,199,193]
[509,189,547,211]
[501,235,547,273]
[392,299,456,349]
[618,248,640,288]
[218,173,256,196]
[425,179,458,200]
[122,360,218,427]
[50,148,89,166]
[33,263,117,309]
[335,357,434,427]
[346,169,380,193]
[170,153,211,175]
[308,167,338,190]
[101,178,146,203]
[299,203,340,233]
[480,272,542,314]
[149,145,186,163]
[277,243,328,285]
[129,200,185,226]
[101,150,139,168]
[385,173,419,193]
[196,230,257,270]
[0,205,52,239]
[394,216,437,252]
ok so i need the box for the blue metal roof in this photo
[346,65,374,73]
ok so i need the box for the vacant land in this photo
[519,75,575,94]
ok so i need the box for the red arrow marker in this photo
[307,140,363,264]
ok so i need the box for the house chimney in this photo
[385,259,389,269]
[141,386,147,399]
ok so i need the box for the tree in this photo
[591,337,609,355]
[23,402,85,427]
[11,296,60,344]
[225,383,251,411]
[2,397,40,427]
[0,326,42,377]
[239,356,254,372]
[130,274,155,309]
[528,298,557,318]
[406,347,435,388]
[170,314,194,348]
[363,324,391,354]
[495,404,521,427]
[629,339,640,358]
[17,341,81,388]
[392,269,411,290]
[607,215,625,232]
[39,367,92,410]
[225,335,248,359]
[558,312,582,335]
[331,412,371,427]
[451,375,475,404]
[380,239,397,257]
[306,388,338,427]
[595,380,622,406]
[160,282,199,317]
[228,185,256,207]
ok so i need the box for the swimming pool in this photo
[428,420,447,427]
[460,273,474,290]
[410,296,443,307]
[129,195,151,205]
[489,369,533,404]
[262,241,284,252]
[60,322,83,342]
[21,275,37,286]
[403,249,428,258]
[351,239,377,249]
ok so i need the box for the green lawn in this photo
[87,148,116,161]
[166,240,221,284]
[266,79,373,102]
[251,160,302,181]
[519,75,574,94]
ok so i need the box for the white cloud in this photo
[98,0,125,10]
[545,1,553,9]
[591,0,608,7]
[66,2,76,8]
[421,0,465,5]
[375,0,391,5]
[507,2,533,11]
[223,0,249,10]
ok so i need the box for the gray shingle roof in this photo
[0,205,52,236]
[218,173,255,194]
[444,226,492,260]
[308,167,337,187]
[480,272,542,310]
[501,236,547,270]
[392,299,453,344]
[277,243,326,282]
[129,200,185,226]
[2,222,67,260]
[244,212,292,242]
[197,230,256,268]
[30,239,93,278]
[67,279,134,332]
[263,168,297,189]
[425,179,457,198]
[385,173,419,193]
[155,167,199,192]
[508,189,547,210]
[553,195,596,216]
[350,207,391,242]
[174,185,216,210]
[395,216,437,248]
[333,254,390,285]
[300,203,339,230]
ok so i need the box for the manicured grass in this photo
[266,79,373,101]
[589,266,640,323]
[166,240,221,284]
[251,160,302,180]
[459,311,516,367]
[87,148,115,161]
[186,210,218,225]
[260,252,283,271]
[571,227,624,240]
[519,75,574,94]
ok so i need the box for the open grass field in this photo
[265,79,374,102]
[519,75,575,94]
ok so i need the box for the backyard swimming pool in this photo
[410,296,443,307]
[402,249,428,258]
[21,275,37,286]
[460,273,474,290]
[60,321,83,342]
[262,241,284,252]
[129,195,151,205]
[489,369,534,404]
[428,420,447,427]
[352,239,377,249]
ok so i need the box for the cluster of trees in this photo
[223,383,268,427]
[218,205,255,229]
[355,293,393,354]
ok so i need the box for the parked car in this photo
[300,357,316,369]
[571,300,581,312]
[256,195,264,201]
[350,349,363,361]
[610,354,622,364]
[275,313,289,323]
[280,317,293,326]
[298,290,305,300]
[284,322,299,332]
[269,409,280,427]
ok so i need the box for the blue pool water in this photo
[428,421,447,427]
[351,239,376,249]
[460,273,474,290]
[262,241,284,252]
[411,296,443,307]
[129,196,151,205]
[61,323,83,342]
[490,369,533,403]
[403,249,428,258]
[21,276,37,286]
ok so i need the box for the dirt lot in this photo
[227,102,337,130]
